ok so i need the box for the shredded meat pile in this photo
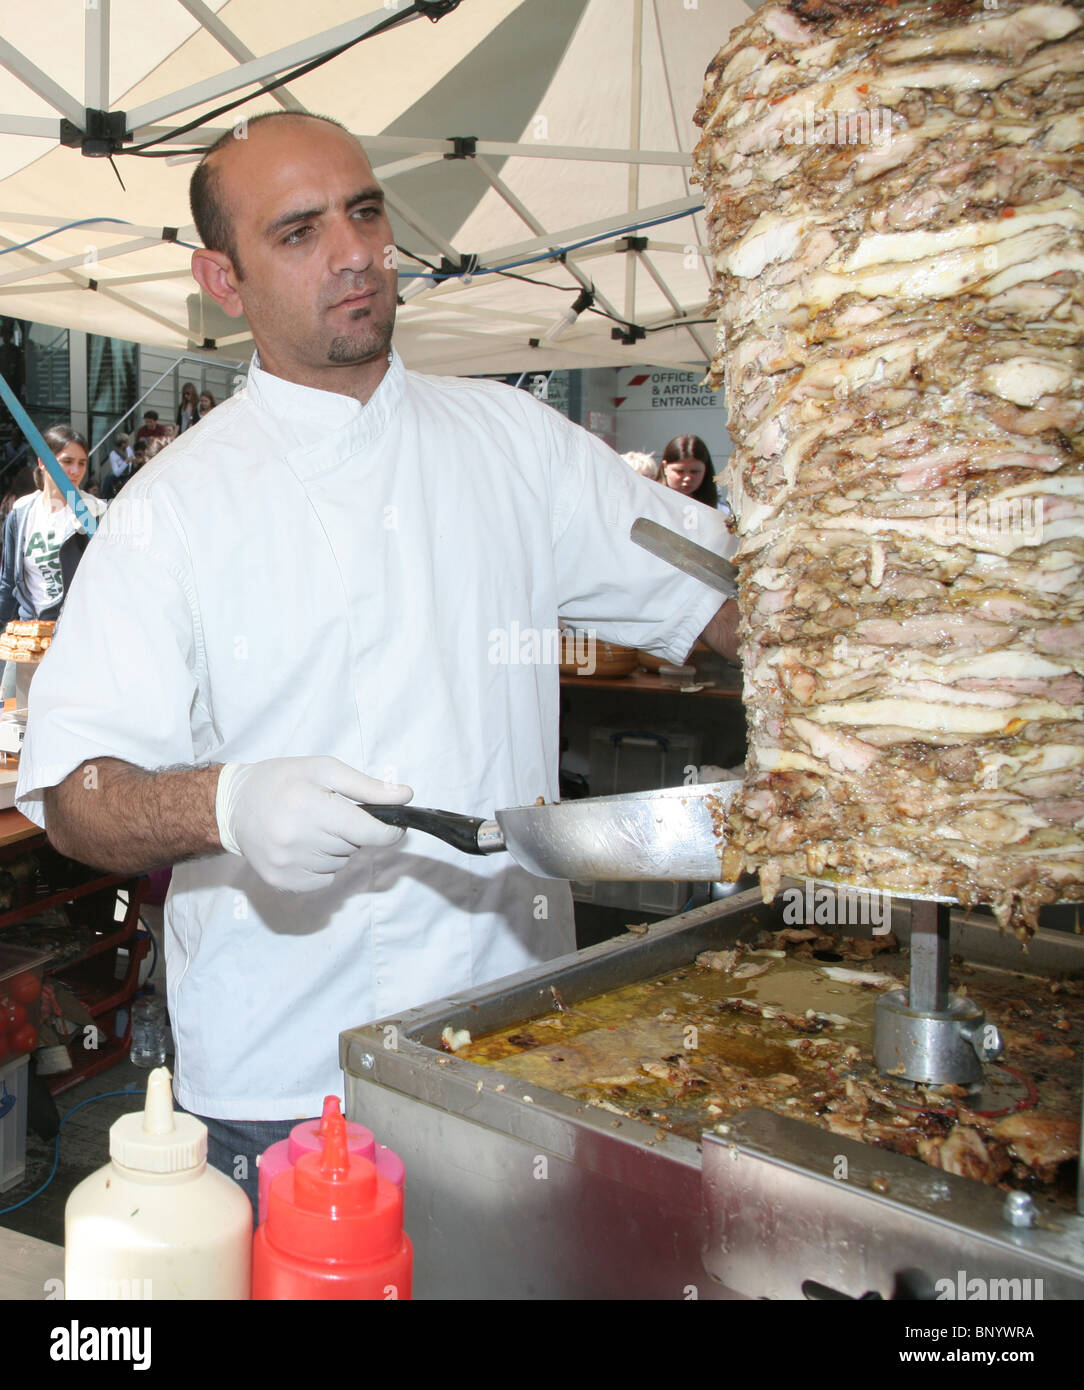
[694,0,1084,936]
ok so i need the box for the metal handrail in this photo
[89,350,246,464]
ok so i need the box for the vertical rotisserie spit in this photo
[694,0,1084,936]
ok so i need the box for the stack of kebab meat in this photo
[695,0,1084,937]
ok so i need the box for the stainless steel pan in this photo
[361,781,741,881]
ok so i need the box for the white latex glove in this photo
[215,756,413,893]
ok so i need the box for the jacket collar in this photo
[245,348,406,473]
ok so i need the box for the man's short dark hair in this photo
[189,111,350,279]
[143,410,158,421]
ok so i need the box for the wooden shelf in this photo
[561,670,742,699]
[0,871,132,930]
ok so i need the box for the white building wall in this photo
[574,365,734,500]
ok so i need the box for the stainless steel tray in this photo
[341,890,1084,1300]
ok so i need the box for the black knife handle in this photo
[359,804,492,856]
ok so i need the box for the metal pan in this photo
[360,781,741,882]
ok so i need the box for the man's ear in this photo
[191,249,245,319]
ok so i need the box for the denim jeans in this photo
[192,1113,296,1225]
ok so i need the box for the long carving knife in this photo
[630,517,736,599]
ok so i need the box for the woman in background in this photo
[197,390,217,419]
[660,434,718,508]
[177,382,199,433]
[0,425,106,697]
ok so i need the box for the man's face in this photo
[204,120,398,395]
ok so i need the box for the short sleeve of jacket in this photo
[16,491,203,827]
[543,405,730,663]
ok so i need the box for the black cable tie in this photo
[161,227,179,243]
[87,279,98,292]
[443,136,477,160]
[616,235,648,253]
[201,338,216,350]
[528,337,541,349]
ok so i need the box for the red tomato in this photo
[10,971,40,1005]
[0,998,26,1030]
[9,1022,36,1056]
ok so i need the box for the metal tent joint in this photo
[439,253,480,283]
[443,136,477,160]
[59,109,130,158]
[611,323,646,345]
[616,235,648,253]
[416,0,464,19]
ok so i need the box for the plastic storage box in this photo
[0,1053,29,1191]
[0,942,51,1066]
[574,727,703,915]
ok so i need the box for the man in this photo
[17,113,737,1192]
[133,410,167,446]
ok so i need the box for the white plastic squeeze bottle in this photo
[64,1067,252,1300]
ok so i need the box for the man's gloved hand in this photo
[215,756,413,892]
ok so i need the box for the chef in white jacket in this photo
[16,113,737,1191]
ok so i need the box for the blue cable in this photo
[0,1087,143,1215]
[396,207,699,282]
[0,218,200,256]
[0,369,97,537]
[0,217,134,257]
[2,207,694,288]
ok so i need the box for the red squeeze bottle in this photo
[252,1111,412,1300]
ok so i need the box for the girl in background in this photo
[0,425,106,697]
[660,434,718,508]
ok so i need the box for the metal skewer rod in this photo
[907,899,952,1013]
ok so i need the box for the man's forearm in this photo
[43,758,224,876]
[699,598,740,664]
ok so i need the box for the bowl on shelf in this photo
[558,633,639,678]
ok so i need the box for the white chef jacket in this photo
[17,351,728,1119]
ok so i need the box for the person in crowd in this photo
[103,434,132,490]
[134,410,168,446]
[18,112,737,1203]
[621,450,660,481]
[177,382,199,433]
[197,391,217,418]
[0,426,106,696]
[660,434,719,508]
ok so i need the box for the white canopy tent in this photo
[0,0,753,376]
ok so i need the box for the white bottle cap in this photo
[110,1067,208,1173]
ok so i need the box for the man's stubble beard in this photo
[326,301,397,365]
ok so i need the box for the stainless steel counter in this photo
[341,891,1084,1300]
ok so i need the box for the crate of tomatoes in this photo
[0,943,50,1064]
